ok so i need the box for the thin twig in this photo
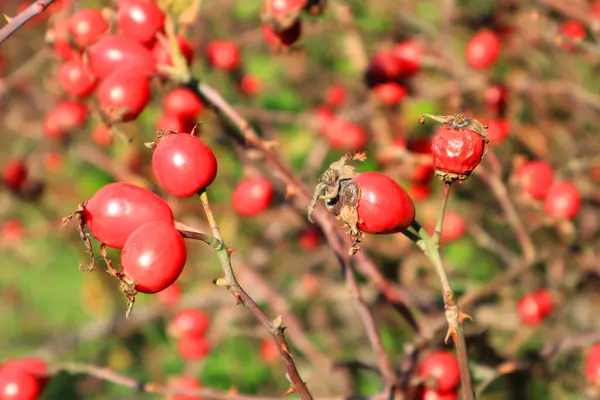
[196,191,313,400]
[0,0,57,45]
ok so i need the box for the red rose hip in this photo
[2,159,27,191]
[543,181,581,220]
[515,161,554,200]
[353,172,415,234]
[431,124,487,182]
[97,68,151,122]
[117,0,165,44]
[170,309,210,338]
[232,177,274,217]
[121,220,187,293]
[586,343,600,386]
[151,132,218,198]
[466,30,500,69]
[419,350,460,393]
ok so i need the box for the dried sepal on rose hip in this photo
[420,113,489,183]
[308,153,416,255]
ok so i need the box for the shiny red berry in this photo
[431,126,486,182]
[263,0,305,18]
[163,88,204,120]
[420,388,457,400]
[466,30,500,69]
[485,119,510,145]
[178,335,210,360]
[157,282,181,306]
[408,183,431,201]
[69,8,108,48]
[353,172,415,234]
[2,159,27,191]
[517,290,553,325]
[81,182,174,248]
[419,351,460,393]
[121,220,186,294]
[232,177,274,217]
[586,343,600,385]
[117,0,165,44]
[89,35,156,79]
[0,358,48,389]
[206,40,240,71]
[394,39,422,77]
[91,124,113,147]
[543,181,581,220]
[97,68,151,122]
[57,58,97,97]
[152,34,194,70]
[43,101,88,140]
[151,133,218,198]
[515,161,554,200]
[366,49,403,82]
[260,339,279,364]
[169,376,202,400]
[373,82,408,105]
[560,20,586,50]
[170,309,210,338]
[324,119,368,153]
[0,368,41,400]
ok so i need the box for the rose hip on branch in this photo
[543,181,581,220]
[308,153,415,254]
[88,35,156,79]
[2,158,27,192]
[97,68,151,123]
[170,309,210,339]
[68,8,108,48]
[116,0,165,45]
[517,289,553,325]
[57,58,97,97]
[232,177,274,217]
[420,113,489,183]
[148,130,218,198]
[418,350,460,393]
[261,0,306,31]
[514,161,554,200]
[205,40,241,71]
[43,100,88,140]
[153,34,195,70]
[163,88,204,120]
[466,29,500,69]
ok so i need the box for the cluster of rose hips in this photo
[515,160,581,220]
[63,128,218,315]
[169,308,211,361]
[39,0,263,145]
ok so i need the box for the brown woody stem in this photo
[197,190,313,400]
[0,0,57,44]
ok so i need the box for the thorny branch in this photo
[0,0,57,45]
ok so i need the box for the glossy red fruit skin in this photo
[324,119,368,153]
[170,377,202,400]
[466,30,500,69]
[560,20,586,50]
[0,368,41,400]
[1,358,48,388]
[421,388,457,400]
[163,88,203,120]
[206,40,240,71]
[83,182,174,248]
[367,50,403,81]
[408,184,431,201]
[260,339,279,364]
[232,177,274,217]
[431,126,486,180]
[69,9,108,48]
[171,309,210,337]
[91,124,113,147]
[373,82,408,105]
[57,59,97,97]
[440,211,466,243]
[152,34,194,70]
[157,282,181,306]
[298,227,322,251]
[353,172,415,234]
[485,119,510,145]
[395,39,422,77]
[152,134,218,198]
[2,159,27,191]
[586,343,600,385]
[515,161,554,200]
[543,181,581,220]
[117,0,165,44]
[121,220,186,293]
[155,114,196,134]
[88,35,156,79]
[43,101,88,139]
[97,68,151,122]
[265,0,305,17]
[517,290,552,325]
[178,335,211,360]
[419,351,460,393]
